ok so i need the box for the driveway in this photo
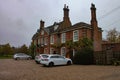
[0,59,120,80]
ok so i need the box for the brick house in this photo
[32,4,102,58]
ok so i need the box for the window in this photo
[58,56,65,59]
[61,33,66,43]
[50,48,54,54]
[44,37,47,45]
[73,30,79,42]
[61,47,66,56]
[50,35,54,44]
[73,49,76,57]
[38,38,40,44]
[44,48,47,54]
[54,25,58,30]
[50,56,58,58]
[41,30,44,35]
[41,37,44,45]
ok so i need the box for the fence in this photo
[94,50,120,65]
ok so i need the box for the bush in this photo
[0,55,12,59]
[73,48,94,65]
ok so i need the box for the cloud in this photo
[0,0,120,47]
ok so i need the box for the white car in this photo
[35,54,48,64]
[13,53,32,60]
[40,54,72,67]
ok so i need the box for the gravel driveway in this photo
[0,59,120,80]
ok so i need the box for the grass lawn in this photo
[0,55,13,59]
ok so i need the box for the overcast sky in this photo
[0,0,120,47]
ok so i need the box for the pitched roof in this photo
[32,32,39,40]
[55,22,92,33]
[32,21,102,39]
[72,22,92,28]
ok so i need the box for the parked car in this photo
[35,54,49,64]
[40,54,72,67]
[13,53,32,60]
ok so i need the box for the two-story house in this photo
[32,3,102,58]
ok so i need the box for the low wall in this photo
[94,50,120,65]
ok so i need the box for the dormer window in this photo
[41,30,44,35]
[54,25,58,30]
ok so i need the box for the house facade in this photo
[32,4,102,58]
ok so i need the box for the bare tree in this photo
[107,28,120,43]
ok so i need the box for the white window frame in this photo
[61,47,66,56]
[41,37,44,45]
[54,25,58,30]
[44,37,47,45]
[73,30,79,42]
[50,35,54,44]
[38,38,40,44]
[61,33,66,43]
[41,30,44,35]
[50,48,54,54]
[44,48,47,54]
[73,49,75,57]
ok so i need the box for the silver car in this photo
[13,53,32,60]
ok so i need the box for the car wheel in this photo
[14,58,17,60]
[49,62,54,67]
[35,61,39,64]
[39,61,41,64]
[16,57,20,60]
[67,61,71,65]
[27,57,31,60]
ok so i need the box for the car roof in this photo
[40,54,49,55]
[48,54,62,56]
[37,54,62,57]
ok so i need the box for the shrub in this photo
[73,48,94,65]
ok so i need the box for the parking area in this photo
[0,59,120,80]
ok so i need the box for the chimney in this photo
[90,3,102,51]
[63,4,69,21]
[40,20,44,29]
[90,3,98,27]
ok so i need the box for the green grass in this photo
[0,55,13,59]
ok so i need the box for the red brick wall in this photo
[102,43,120,51]
[66,31,73,41]
[87,29,92,39]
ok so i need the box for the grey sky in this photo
[0,0,120,47]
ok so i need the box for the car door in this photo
[58,56,66,65]
[21,54,26,59]
[18,54,24,59]
[50,56,59,65]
